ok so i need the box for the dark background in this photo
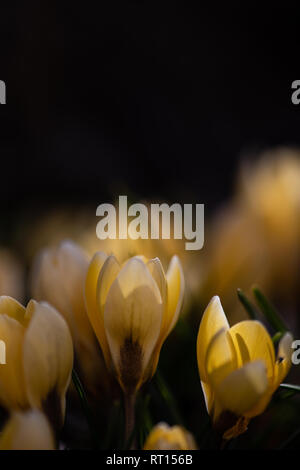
[0,4,299,219]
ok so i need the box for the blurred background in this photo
[0,3,300,449]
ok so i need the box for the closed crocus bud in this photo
[85,254,184,395]
[0,409,55,450]
[143,422,197,450]
[31,240,110,399]
[197,296,293,440]
[0,296,73,430]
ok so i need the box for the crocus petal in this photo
[32,241,89,329]
[0,296,26,325]
[216,360,269,416]
[95,255,121,367]
[197,296,230,383]
[273,332,293,390]
[145,258,169,377]
[147,258,168,310]
[201,381,214,415]
[85,251,108,348]
[0,315,27,409]
[104,257,163,392]
[23,301,73,429]
[164,255,184,339]
[228,320,275,381]
[205,328,238,389]
[0,410,55,450]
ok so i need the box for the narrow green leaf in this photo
[279,383,300,394]
[155,370,183,426]
[237,288,259,320]
[72,369,99,449]
[272,331,284,345]
[252,287,288,333]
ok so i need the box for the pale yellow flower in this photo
[197,296,293,439]
[143,422,197,450]
[85,253,184,394]
[0,409,55,450]
[0,296,73,429]
[31,240,111,399]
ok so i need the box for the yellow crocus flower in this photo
[0,296,73,429]
[0,409,55,450]
[197,296,293,440]
[31,240,111,399]
[143,422,197,450]
[85,253,184,395]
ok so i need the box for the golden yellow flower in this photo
[85,253,184,394]
[0,409,55,450]
[143,422,197,450]
[197,296,293,440]
[0,296,73,429]
[31,240,110,399]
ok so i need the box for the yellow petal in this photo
[147,256,184,378]
[95,255,121,366]
[273,332,293,390]
[146,258,168,309]
[201,380,214,415]
[0,296,26,325]
[164,256,184,338]
[85,251,108,343]
[104,257,163,392]
[216,360,269,416]
[23,301,73,428]
[205,328,238,389]
[0,410,55,450]
[197,296,230,383]
[0,315,27,409]
[201,380,225,423]
[228,320,275,381]
[32,241,93,349]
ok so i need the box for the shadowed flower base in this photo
[215,411,250,440]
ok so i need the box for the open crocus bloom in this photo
[0,296,73,430]
[85,253,184,394]
[0,409,55,450]
[143,422,197,450]
[197,296,293,440]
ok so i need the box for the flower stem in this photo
[124,392,136,448]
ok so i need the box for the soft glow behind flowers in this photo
[197,296,293,439]
[85,253,184,394]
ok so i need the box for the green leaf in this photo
[154,370,184,426]
[72,369,99,449]
[252,287,288,333]
[272,331,284,345]
[237,288,259,320]
[279,383,300,394]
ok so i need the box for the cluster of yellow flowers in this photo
[0,238,293,450]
